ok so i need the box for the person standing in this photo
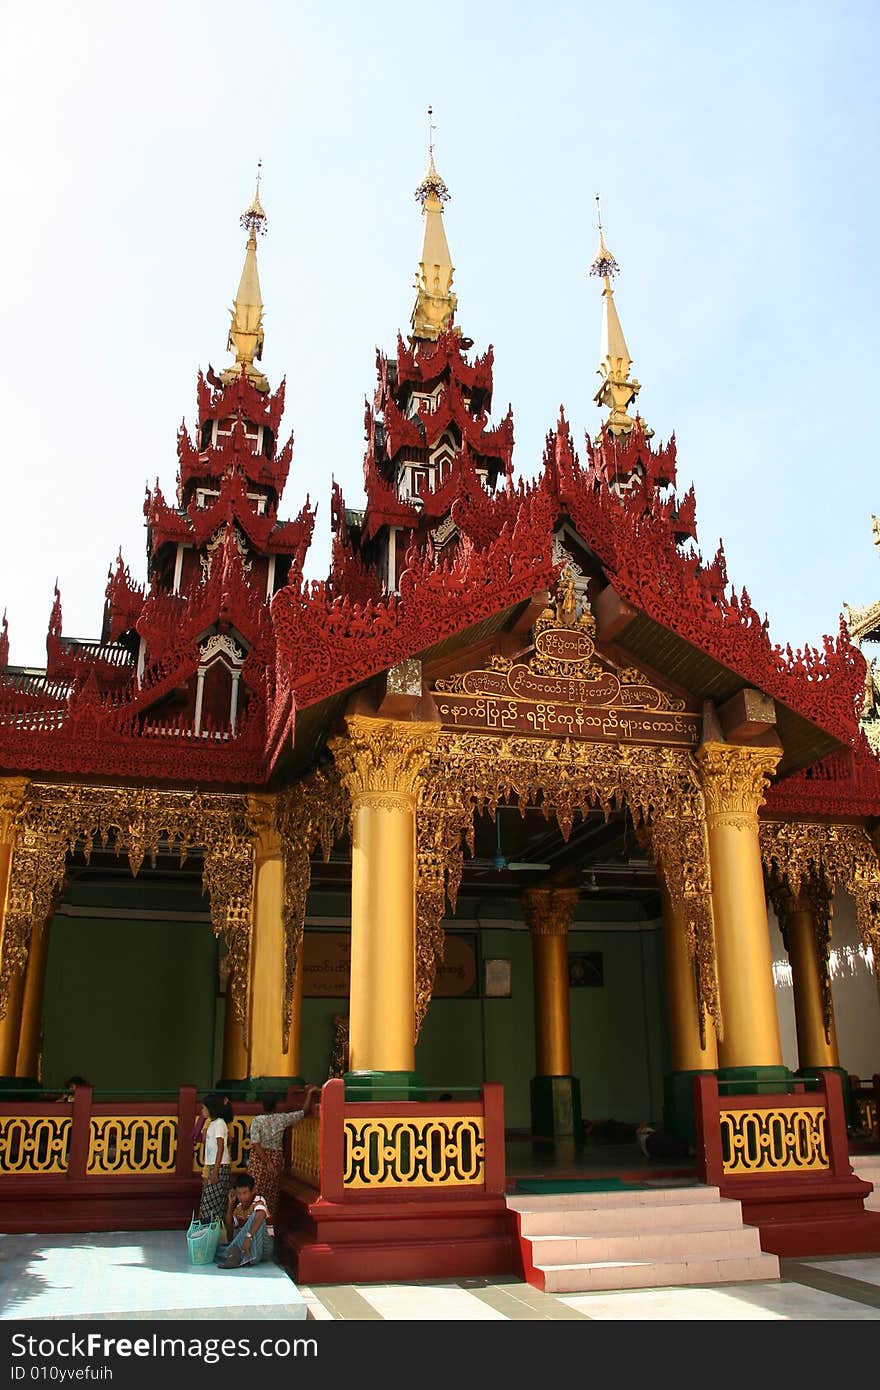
[198,1093,232,1222]
[247,1085,319,1229]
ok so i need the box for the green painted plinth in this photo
[716,1065,793,1096]
[0,1076,40,1093]
[663,1069,717,1143]
[343,1070,426,1101]
[796,1066,856,1128]
[530,1075,582,1140]
[217,1076,305,1100]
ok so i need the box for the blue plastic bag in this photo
[186,1213,222,1265]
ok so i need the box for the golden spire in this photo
[221,162,269,391]
[590,197,646,436]
[411,107,458,341]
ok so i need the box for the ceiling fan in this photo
[473,811,551,874]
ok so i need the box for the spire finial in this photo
[221,165,268,390]
[240,160,267,236]
[411,107,457,339]
[590,194,620,280]
[588,199,647,438]
[415,105,450,206]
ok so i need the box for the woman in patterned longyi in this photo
[247,1085,319,1229]
[197,1093,232,1222]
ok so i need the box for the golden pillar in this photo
[0,779,29,1076]
[696,742,785,1074]
[773,885,840,1070]
[221,971,249,1082]
[247,794,300,1083]
[15,914,53,1079]
[331,715,439,1078]
[659,879,718,1072]
[522,885,581,1138]
[523,887,578,1076]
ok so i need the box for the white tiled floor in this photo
[0,1232,308,1320]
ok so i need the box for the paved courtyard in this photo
[2,1232,879,1321]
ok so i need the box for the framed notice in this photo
[301,929,478,999]
[568,952,603,987]
[483,958,512,998]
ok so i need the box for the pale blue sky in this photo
[1,0,878,670]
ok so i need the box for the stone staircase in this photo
[850,1155,880,1211]
[507,1185,780,1293]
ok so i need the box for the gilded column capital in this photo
[248,792,281,860]
[330,715,440,804]
[696,741,782,823]
[522,886,580,937]
[0,778,29,843]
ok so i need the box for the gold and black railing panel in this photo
[720,1106,829,1175]
[289,1116,320,1189]
[856,1097,878,1140]
[87,1116,178,1175]
[343,1116,485,1189]
[0,1115,71,1175]
[192,1117,252,1175]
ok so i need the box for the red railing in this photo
[288,1080,506,1203]
[0,1084,307,1233]
[694,1071,854,1189]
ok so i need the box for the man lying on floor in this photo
[216,1172,271,1269]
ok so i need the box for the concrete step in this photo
[506,1184,716,1213]
[527,1222,764,1265]
[516,1196,745,1236]
[850,1156,880,1211]
[509,1184,781,1293]
[540,1250,780,1293]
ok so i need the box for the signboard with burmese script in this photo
[302,930,478,999]
[432,601,699,748]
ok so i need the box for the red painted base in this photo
[753,1213,880,1259]
[0,1178,201,1234]
[728,1173,880,1259]
[277,1182,518,1285]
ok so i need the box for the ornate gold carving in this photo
[277,771,349,1051]
[0,784,254,1032]
[433,586,694,744]
[426,731,723,1042]
[697,743,782,820]
[289,1114,320,1188]
[761,819,880,990]
[649,801,721,1044]
[0,1113,71,1174]
[87,1115,177,1175]
[329,1013,350,1078]
[415,776,474,1041]
[0,778,29,844]
[522,886,579,937]
[720,1106,828,1174]
[330,716,440,800]
[343,1115,485,1188]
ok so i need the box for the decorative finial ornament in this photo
[590,195,619,279]
[221,165,269,391]
[589,197,647,438]
[414,106,450,206]
[411,106,457,340]
[241,160,268,235]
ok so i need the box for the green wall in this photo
[37,874,669,1127]
[298,898,668,1130]
[40,871,218,1093]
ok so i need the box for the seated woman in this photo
[216,1173,271,1269]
